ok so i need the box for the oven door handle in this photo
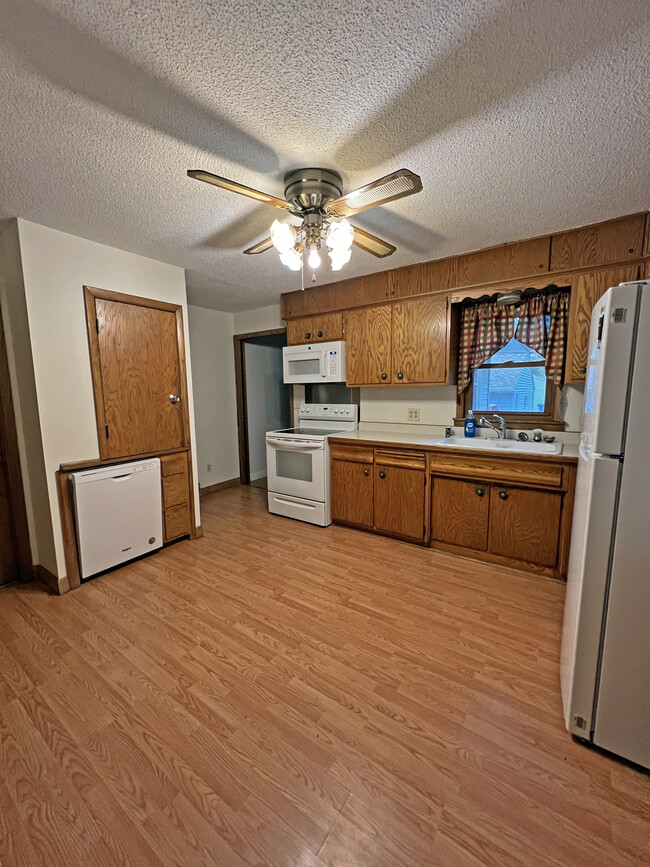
[266,439,324,449]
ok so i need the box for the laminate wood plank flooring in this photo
[1,485,648,866]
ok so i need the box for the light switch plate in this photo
[407,408,420,421]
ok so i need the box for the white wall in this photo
[7,219,200,577]
[187,305,240,488]
[244,342,290,479]
[233,304,283,335]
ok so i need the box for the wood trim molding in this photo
[0,307,32,580]
[35,564,69,595]
[233,327,286,341]
[56,469,81,591]
[233,334,249,485]
[200,478,240,497]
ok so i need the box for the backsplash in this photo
[358,384,584,443]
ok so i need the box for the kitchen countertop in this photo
[329,429,579,460]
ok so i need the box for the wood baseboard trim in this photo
[35,565,70,595]
[199,478,240,497]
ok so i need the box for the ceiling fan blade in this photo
[326,169,422,218]
[243,237,274,255]
[351,226,396,258]
[187,170,289,209]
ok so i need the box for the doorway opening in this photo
[0,306,32,587]
[234,328,291,491]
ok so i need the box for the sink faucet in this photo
[479,414,507,439]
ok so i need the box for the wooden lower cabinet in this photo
[330,446,374,528]
[374,464,426,541]
[160,450,192,542]
[488,485,562,568]
[431,477,489,551]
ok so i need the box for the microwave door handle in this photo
[321,350,328,377]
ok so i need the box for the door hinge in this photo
[105,424,109,438]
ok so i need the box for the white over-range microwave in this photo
[282,340,346,384]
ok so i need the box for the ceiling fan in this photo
[187,166,422,274]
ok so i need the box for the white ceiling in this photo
[1,0,648,312]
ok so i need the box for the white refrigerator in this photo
[561,279,649,769]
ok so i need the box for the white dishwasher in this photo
[71,458,163,580]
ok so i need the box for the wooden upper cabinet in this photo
[456,237,550,288]
[566,265,639,383]
[286,312,343,345]
[550,215,645,272]
[86,288,188,459]
[488,486,562,568]
[373,463,426,541]
[392,295,448,384]
[344,305,392,385]
[431,476,489,551]
[389,259,458,299]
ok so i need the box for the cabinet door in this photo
[392,295,448,384]
[94,298,186,458]
[344,305,392,385]
[331,459,373,528]
[287,313,343,345]
[488,486,562,568]
[566,265,639,383]
[374,465,425,541]
[431,477,489,551]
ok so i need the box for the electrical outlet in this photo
[407,408,420,422]
[207,463,212,473]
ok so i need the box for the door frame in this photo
[83,286,192,461]
[233,327,289,485]
[0,306,32,581]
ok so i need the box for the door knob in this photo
[379,471,386,479]
[475,487,485,497]
[498,490,509,500]
[169,394,181,404]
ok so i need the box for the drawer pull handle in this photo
[498,490,509,500]
[475,487,485,497]
[379,471,386,479]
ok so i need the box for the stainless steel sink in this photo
[437,436,563,455]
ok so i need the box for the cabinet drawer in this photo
[162,472,190,509]
[330,444,374,464]
[429,452,565,489]
[375,448,426,470]
[160,452,188,477]
[164,503,191,541]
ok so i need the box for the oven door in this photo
[266,436,326,501]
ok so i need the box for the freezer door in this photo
[592,283,650,769]
[582,283,639,456]
[560,443,620,737]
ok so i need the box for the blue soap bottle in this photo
[464,409,476,438]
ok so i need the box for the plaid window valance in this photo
[457,287,570,394]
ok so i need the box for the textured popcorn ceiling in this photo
[0,0,648,311]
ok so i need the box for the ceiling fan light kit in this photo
[187,166,422,276]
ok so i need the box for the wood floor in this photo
[1,486,648,866]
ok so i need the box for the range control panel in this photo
[299,404,358,422]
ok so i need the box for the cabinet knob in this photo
[379,471,386,479]
[475,487,485,497]
[397,372,404,380]
[363,468,370,476]
[579,366,587,374]
[381,372,388,380]
[498,490,509,500]
[318,330,323,338]
[305,332,311,340]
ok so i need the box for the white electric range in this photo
[266,403,359,526]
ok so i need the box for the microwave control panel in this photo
[328,350,339,375]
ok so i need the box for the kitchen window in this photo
[456,287,570,429]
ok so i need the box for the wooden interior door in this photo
[392,295,448,384]
[374,465,425,541]
[566,265,639,383]
[343,305,392,385]
[488,486,562,568]
[89,291,187,459]
[431,476,489,551]
[330,458,374,528]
